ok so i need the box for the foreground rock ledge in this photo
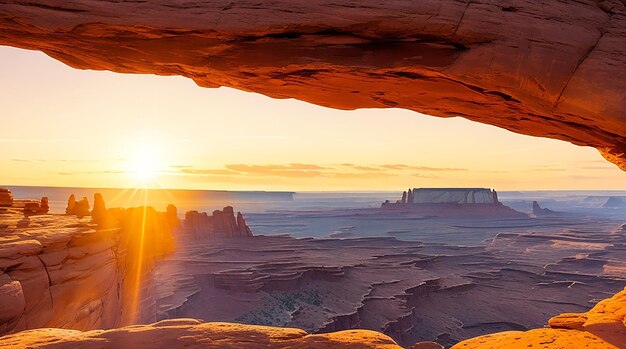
[0,1,625,170]
[1,287,624,349]
[0,320,406,349]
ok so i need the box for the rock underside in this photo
[0,1,624,170]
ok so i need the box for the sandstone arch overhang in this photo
[0,0,624,170]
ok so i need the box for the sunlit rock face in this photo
[0,320,408,349]
[0,1,624,169]
[0,204,175,335]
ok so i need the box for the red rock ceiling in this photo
[0,0,624,170]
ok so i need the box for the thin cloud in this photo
[172,163,399,179]
[180,168,240,176]
[381,164,467,172]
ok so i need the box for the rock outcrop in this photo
[183,206,253,239]
[65,194,91,218]
[0,1,624,170]
[0,205,175,335]
[64,194,75,215]
[72,197,90,219]
[90,193,106,225]
[0,189,13,207]
[451,286,626,349]
[0,320,408,349]
[38,197,48,214]
[166,204,180,229]
[13,197,49,215]
[532,201,559,216]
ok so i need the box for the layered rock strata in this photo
[0,204,175,335]
[154,220,625,346]
[0,1,624,170]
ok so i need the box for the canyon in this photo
[0,204,173,334]
[0,1,625,346]
[0,190,253,336]
[0,188,625,348]
[0,1,624,170]
[1,288,625,348]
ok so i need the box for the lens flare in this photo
[127,143,162,183]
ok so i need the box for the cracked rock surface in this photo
[0,0,624,169]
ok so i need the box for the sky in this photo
[1,46,624,191]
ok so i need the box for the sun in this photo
[127,143,162,183]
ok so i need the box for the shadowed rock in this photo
[91,193,107,225]
[0,189,13,207]
[184,207,253,239]
[166,204,180,229]
[532,201,560,216]
[65,194,75,215]
[73,197,90,219]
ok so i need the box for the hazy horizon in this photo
[2,46,625,191]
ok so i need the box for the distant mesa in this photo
[382,188,525,218]
[184,206,253,239]
[532,201,561,216]
[602,196,626,208]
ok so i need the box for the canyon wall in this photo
[0,1,624,170]
[0,205,174,335]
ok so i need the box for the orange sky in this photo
[1,46,624,191]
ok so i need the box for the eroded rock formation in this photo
[183,206,253,239]
[532,201,559,216]
[90,193,106,225]
[12,197,49,215]
[72,197,90,219]
[0,1,624,170]
[0,189,13,207]
[64,194,75,215]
